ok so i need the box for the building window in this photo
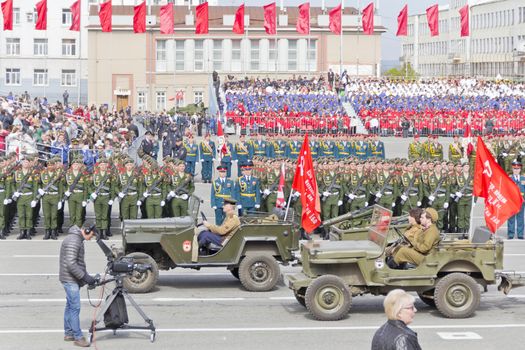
[5,68,20,85]
[194,40,204,71]
[6,38,20,56]
[288,39,297,71]
[250,39,259,71]
[33,69,48,86]
[62,39,76,56]
[194,91,203,104]
[62,8,72,26]
[307,40,317,71]
[156,40,167,72]
[13,8,20,25]
[137,91,147,111]
[231,39,241,72]
[33,38,48,56]
[61,69,76,86]
[156,91,166,110]
[213,40,223,71]
[176,90,185,108]
[175,40,185,71]
[269,39,277,71]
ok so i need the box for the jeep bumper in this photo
[287,272,313,291]
[498,272,525,295]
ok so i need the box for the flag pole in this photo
[283,189,293,221]
[339,1,344,75]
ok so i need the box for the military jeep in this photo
[288,205,524,321]
[120,196,300,293]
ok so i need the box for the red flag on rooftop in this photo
[264,2,276,35]
[396,4,408,36]
[362,2,374,35]
[296,3,310,35]
[233,4,244,34]
[133,1,146,34]
[1,0,13,31]
[35,0,47,31]
[329,4,342,35]
[99,1,112,32]
[276,163,286,209]
[473,136,523,233]
[160,3,174,34]
[426,4,439,37]
[195,2,209,34]
[292,134,321,233]
[70,0,81,32]
[459,4,469,37]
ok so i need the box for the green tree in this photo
[384,62,418,79]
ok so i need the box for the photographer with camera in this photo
[59,225,97,347]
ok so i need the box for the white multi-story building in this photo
[401,0,525,78]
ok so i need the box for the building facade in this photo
[87,4,384,112]
[401,0,525,78]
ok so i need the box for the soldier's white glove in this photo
[293,191,301,198]
[137,200,142,206]
[38,188,45,196]
[520,151,525,156]
[443,202,449,209]
[428,195,435,202]
[237,204,242,209]
[455,191,463,198]
[200,159,204,163]
[13,191,21,198]
[82,201,87,207]
[254,204,260,209]
[417,201,422,207]
[263,189,271,195]
[337,200,343,206]
[30,200,37,208]
[181,194,189,200]
[400,194,408,201]
[233,159,238,163]
[65,190,71,197]
[160,200,166,207]
[364,202,369,207]
[143,191,150,198]
[3,199,8,205]
[90,193,97,200]
[212,206,217,210]
[502,152,508,157]
[57,202,62,210]
[118,192,125,198]
[392,202,396,208]
[169,191,176,198]
[348,194,356,200]
[323,191,330,197]
[108,200,114,206]
[212,158,216,162]
[375,192,382,198]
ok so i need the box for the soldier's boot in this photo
[106,227,113,237]
[43,229,51,240]
[100,230,107,240]
[0,229,5,240]
[51,229,58,240]
[22,229,31,240]
[57,227,63,234]
[30,227,36,236]
[17,229,25,240]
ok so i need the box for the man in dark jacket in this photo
[59,225,97,347]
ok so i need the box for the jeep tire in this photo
[122,252,159,293]
[239,254,280,292]
[305,275,352,321]
[434,273,480,318]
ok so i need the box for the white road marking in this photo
[504,254,525,256]
[269,296,296,300]
[0,273,59,276]
[13,255,59,258]
[152,297,245,302]
[437,332,482,340]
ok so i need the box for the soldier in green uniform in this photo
[319,159,343,221]
[117,157,141,220]
[398,162,422,214]
[408,135,424,160]
[427,135,444,161]
[167,160,195,217]
[426,162,450,231]
[0,157,13,239]
[345,161,369,226]
[141,157,166,219]
[39,157,64,240]
[454,162,473,234]
[372,162,398,211]
[89,158,115,240]
[13,156,39,240]
[261,161,281,212]
[448,135,464,163]
[64,156,88,228]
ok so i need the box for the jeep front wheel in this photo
[305,275,351,321]
[239,254,280,292]
[122,253,159,293]
[434,273,480,318]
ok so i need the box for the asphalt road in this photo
[1,136,524,350]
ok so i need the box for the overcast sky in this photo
[223,0,449,61]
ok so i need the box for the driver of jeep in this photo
[391,208,440,269]
[197,198,241,252]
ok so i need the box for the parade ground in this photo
[0,136,524,350]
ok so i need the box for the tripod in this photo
[88,275,156,343]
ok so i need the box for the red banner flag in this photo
[329,4,342,35]
[296,2,310,35]
[133,1,146,33]
[99,1,112,32]
[70,0,81,31]
[216,120,227,159]
[1,0,13,31]
[396,4,408,36]
[264,2,276,35]
[276,163,286,209]
[195,2,208,34]
[292,134,321,233]
[35,0,47,30]
[160,3,174,34]
[233,4,244,34]
[459,4,469,37]
[473,136,524,233]
[362,2,374,35]
[426,4,439,37]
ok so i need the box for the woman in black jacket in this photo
[371,289,422,350]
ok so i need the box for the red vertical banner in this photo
[362,2,374,35]
[264,2,276,35]
[292,134,321,233]
[233,4,244,34]
[329,4,342,35]
[70,0,81,32]
[396,4,408,36]
[296,2,310,35]
[35,0,47,30]
[459,4,469,37]
[160,3,174,34]
[133,1,146,33]
[426,4,439,37]
[1,0,13,31]
[195,2,208,34]
[99,1,112,32]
